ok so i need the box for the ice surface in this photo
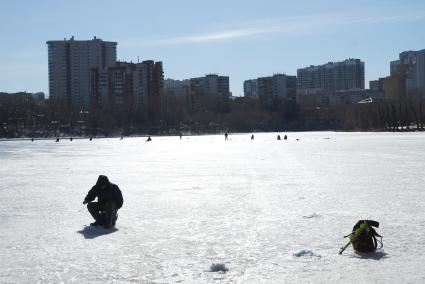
[1,132,425,283]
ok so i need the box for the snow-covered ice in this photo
[1,132,425,283]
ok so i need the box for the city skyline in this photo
[1,0,425,96]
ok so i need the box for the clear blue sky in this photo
[1,0,425,96]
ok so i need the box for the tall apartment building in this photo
[189,74,229,112]
[244,74,296,108]
[257,74,288,107]
[297,59,365,94]
[47,36,117,110]
[91,60,164,114]
[106,62,137,112]
[136,60,164,122]
[164,79,190,98]
[390,49,425,96]
[164,79,190,90]
[243,79,258,97]
[369,78,385,91]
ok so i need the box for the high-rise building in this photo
[369,78,385,91]
[164,79,190,101]
[297,59,365,94]
[135,60,164,121]
[286,75,297,101]
[243,79,258,97]
[106,62,137,112]
[245,75,296,99]
[383,75,406,101]
[390,49,425,96]
[47,36,117,110]
[189,74,229,112]
[91,60,164,115]
[257,74,288,107]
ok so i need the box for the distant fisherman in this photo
[251,134,254,140]
[277,135,281,140]
[146,136,152,142]
[225,132,228,141]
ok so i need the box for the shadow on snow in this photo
[77,225,118,239]
[351,251,388,260]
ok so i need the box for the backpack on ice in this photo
[340,220,383,254]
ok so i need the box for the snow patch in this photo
[293,250,321,258]
[209,263,228,273]
[303,213,321,219]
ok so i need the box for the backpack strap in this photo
[370,228,384,250]
[372,230,382,238]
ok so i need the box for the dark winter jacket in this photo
[84,175,123,209]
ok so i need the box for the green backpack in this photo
[340,220,383,254]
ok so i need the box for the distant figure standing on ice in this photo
[179,132,182,140]
[146,136,152,142]
[55,138,60,142]
[225,132,229,141]
[83,175,123,228]
[284,135,287,140]
[277,135,281,140]
[251,134,254,140]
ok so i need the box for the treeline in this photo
[1,93,424,138]
[299,97,425,131]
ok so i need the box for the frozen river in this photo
[1,132,425,283]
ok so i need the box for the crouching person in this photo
[83,175,123,228]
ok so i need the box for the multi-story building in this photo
[390,49,425,96]
[369,78,385,91]
[91,60,164,115]
[297,59,365,94]
[383,75,406,101]
[245,74,296,108]
[189,74,229,112]
[286,75,297,101]
[47,36,117,110]
[106,62,137,112]
[243,79,258,97]
[296,59,365,107]
[162,79,191,119]
[135,60,164,118]
[245,74,296,100]
[257,74,287,108]
[164,79,190,89]
[164,79,190,97]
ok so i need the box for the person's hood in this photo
[96,175,110,188]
